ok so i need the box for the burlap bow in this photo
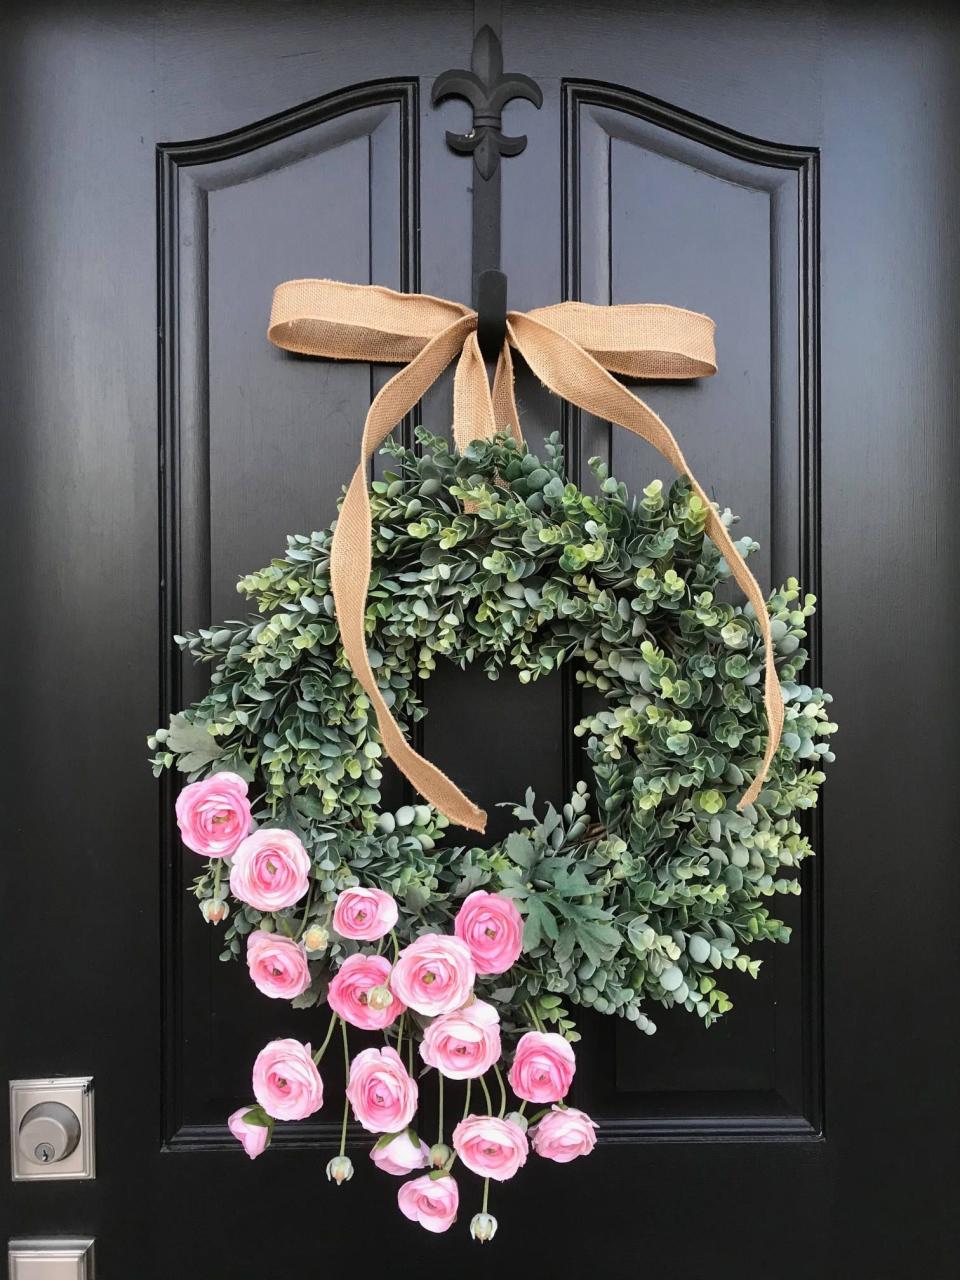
[268,279,784,832]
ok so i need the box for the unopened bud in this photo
[366,984,393,1011]
[504,1111,527,1132]
[303,925,329,953]
[201,898,229,924]
[428,1142,451,1169]
[470,1212,498,1243]
[325,1155,354,1185]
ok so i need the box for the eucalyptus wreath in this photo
[149,428,835,1040]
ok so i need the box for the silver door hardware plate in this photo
[8,1238,95,1279]
[9,1078,95,1181]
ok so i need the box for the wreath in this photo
[149,426,835,1240]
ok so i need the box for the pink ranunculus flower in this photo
[346,1046,418,1134]
[507,1030,576,1103]
[252,1038,323,1121]
[227,1107,270,1159]
[452,1114,528,1182]
[397,1173,459,1234]
[333,886,399,941]
[245,931,311,1000]
[175,771,252,857]
[370,1130,431,1176]
[454,890,524,976]
[530,1106,598,1163]
[389,934,475,1017]
[419,998,501,1080]
[229,829,311,911]
[328,953,405,1031]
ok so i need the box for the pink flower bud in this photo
[302,924,329,953]
[470,1212,498,1243]
[326,1155,354,1185]
[201,898,229,924]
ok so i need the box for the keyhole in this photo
[34,1142,55,1163]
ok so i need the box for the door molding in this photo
[563,79,822,1143]
[157,79,419,1151]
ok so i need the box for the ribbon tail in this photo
[507,313,784,811]
[330,315,487,832]
[493,339,523,445]
[452,330,499,453]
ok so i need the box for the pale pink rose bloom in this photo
[252,1038,323,1121]
[328,953,405,1031]
[370,1130,430,1176]
[245,931,311,1000]
[419,999,501,1080]
[227,1107,270,1160]
[454,891,523,976]
[175,771,251,857]
[333,886,399,941]
[229,829,311,911]
[452,1114,528,1182]
[507,1030,576,1103]
[530,1106,598,1163]
[346,1046,418,1133]
[389,934,475,1016]
[397,1174,459,1233]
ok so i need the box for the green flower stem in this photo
[338,1092,350,1158]
[478,1072,493,1117]
[338,1018,350,1157]
[492,1062,507,1118]
[312,1009,339,1065]
[395,1011,406,1060]
[213,859,221,899]
[518,1100,528,1117]
[437,1071,444,1145]
[461,1078,472,1121]
[390,929,400,963]
[482,1177,490,1215]
[407,1027,414,1078]
[523,1001,544,1032]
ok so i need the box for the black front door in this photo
[2,2,957,1276]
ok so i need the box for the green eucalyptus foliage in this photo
[149,429,836,1038]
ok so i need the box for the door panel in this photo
[562,84,820,1136]
[2,3,956,1277]
[159,80,421,1143]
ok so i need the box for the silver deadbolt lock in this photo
[18,1101,82,1165]
[9,1077,95,1180]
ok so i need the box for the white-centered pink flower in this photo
[530,1106,598,1163]
[227,1107,270,1159]
[507,1030,576,1103]
[419,999,501,1080]
[389,934,475,1016]
[370,1131,430,1176]
[397,1173,459,1233]
[346,1046,418,1134]
[252,1038,323,1121]
[454,890,523,975]
[229,829,311,911]
[328,953,405,1031]
[333,886,398,941]
[452,1114,528,1182]
[176,771,251,857]
[245,931,311,1000]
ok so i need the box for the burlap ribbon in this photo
[268,279,784,832]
